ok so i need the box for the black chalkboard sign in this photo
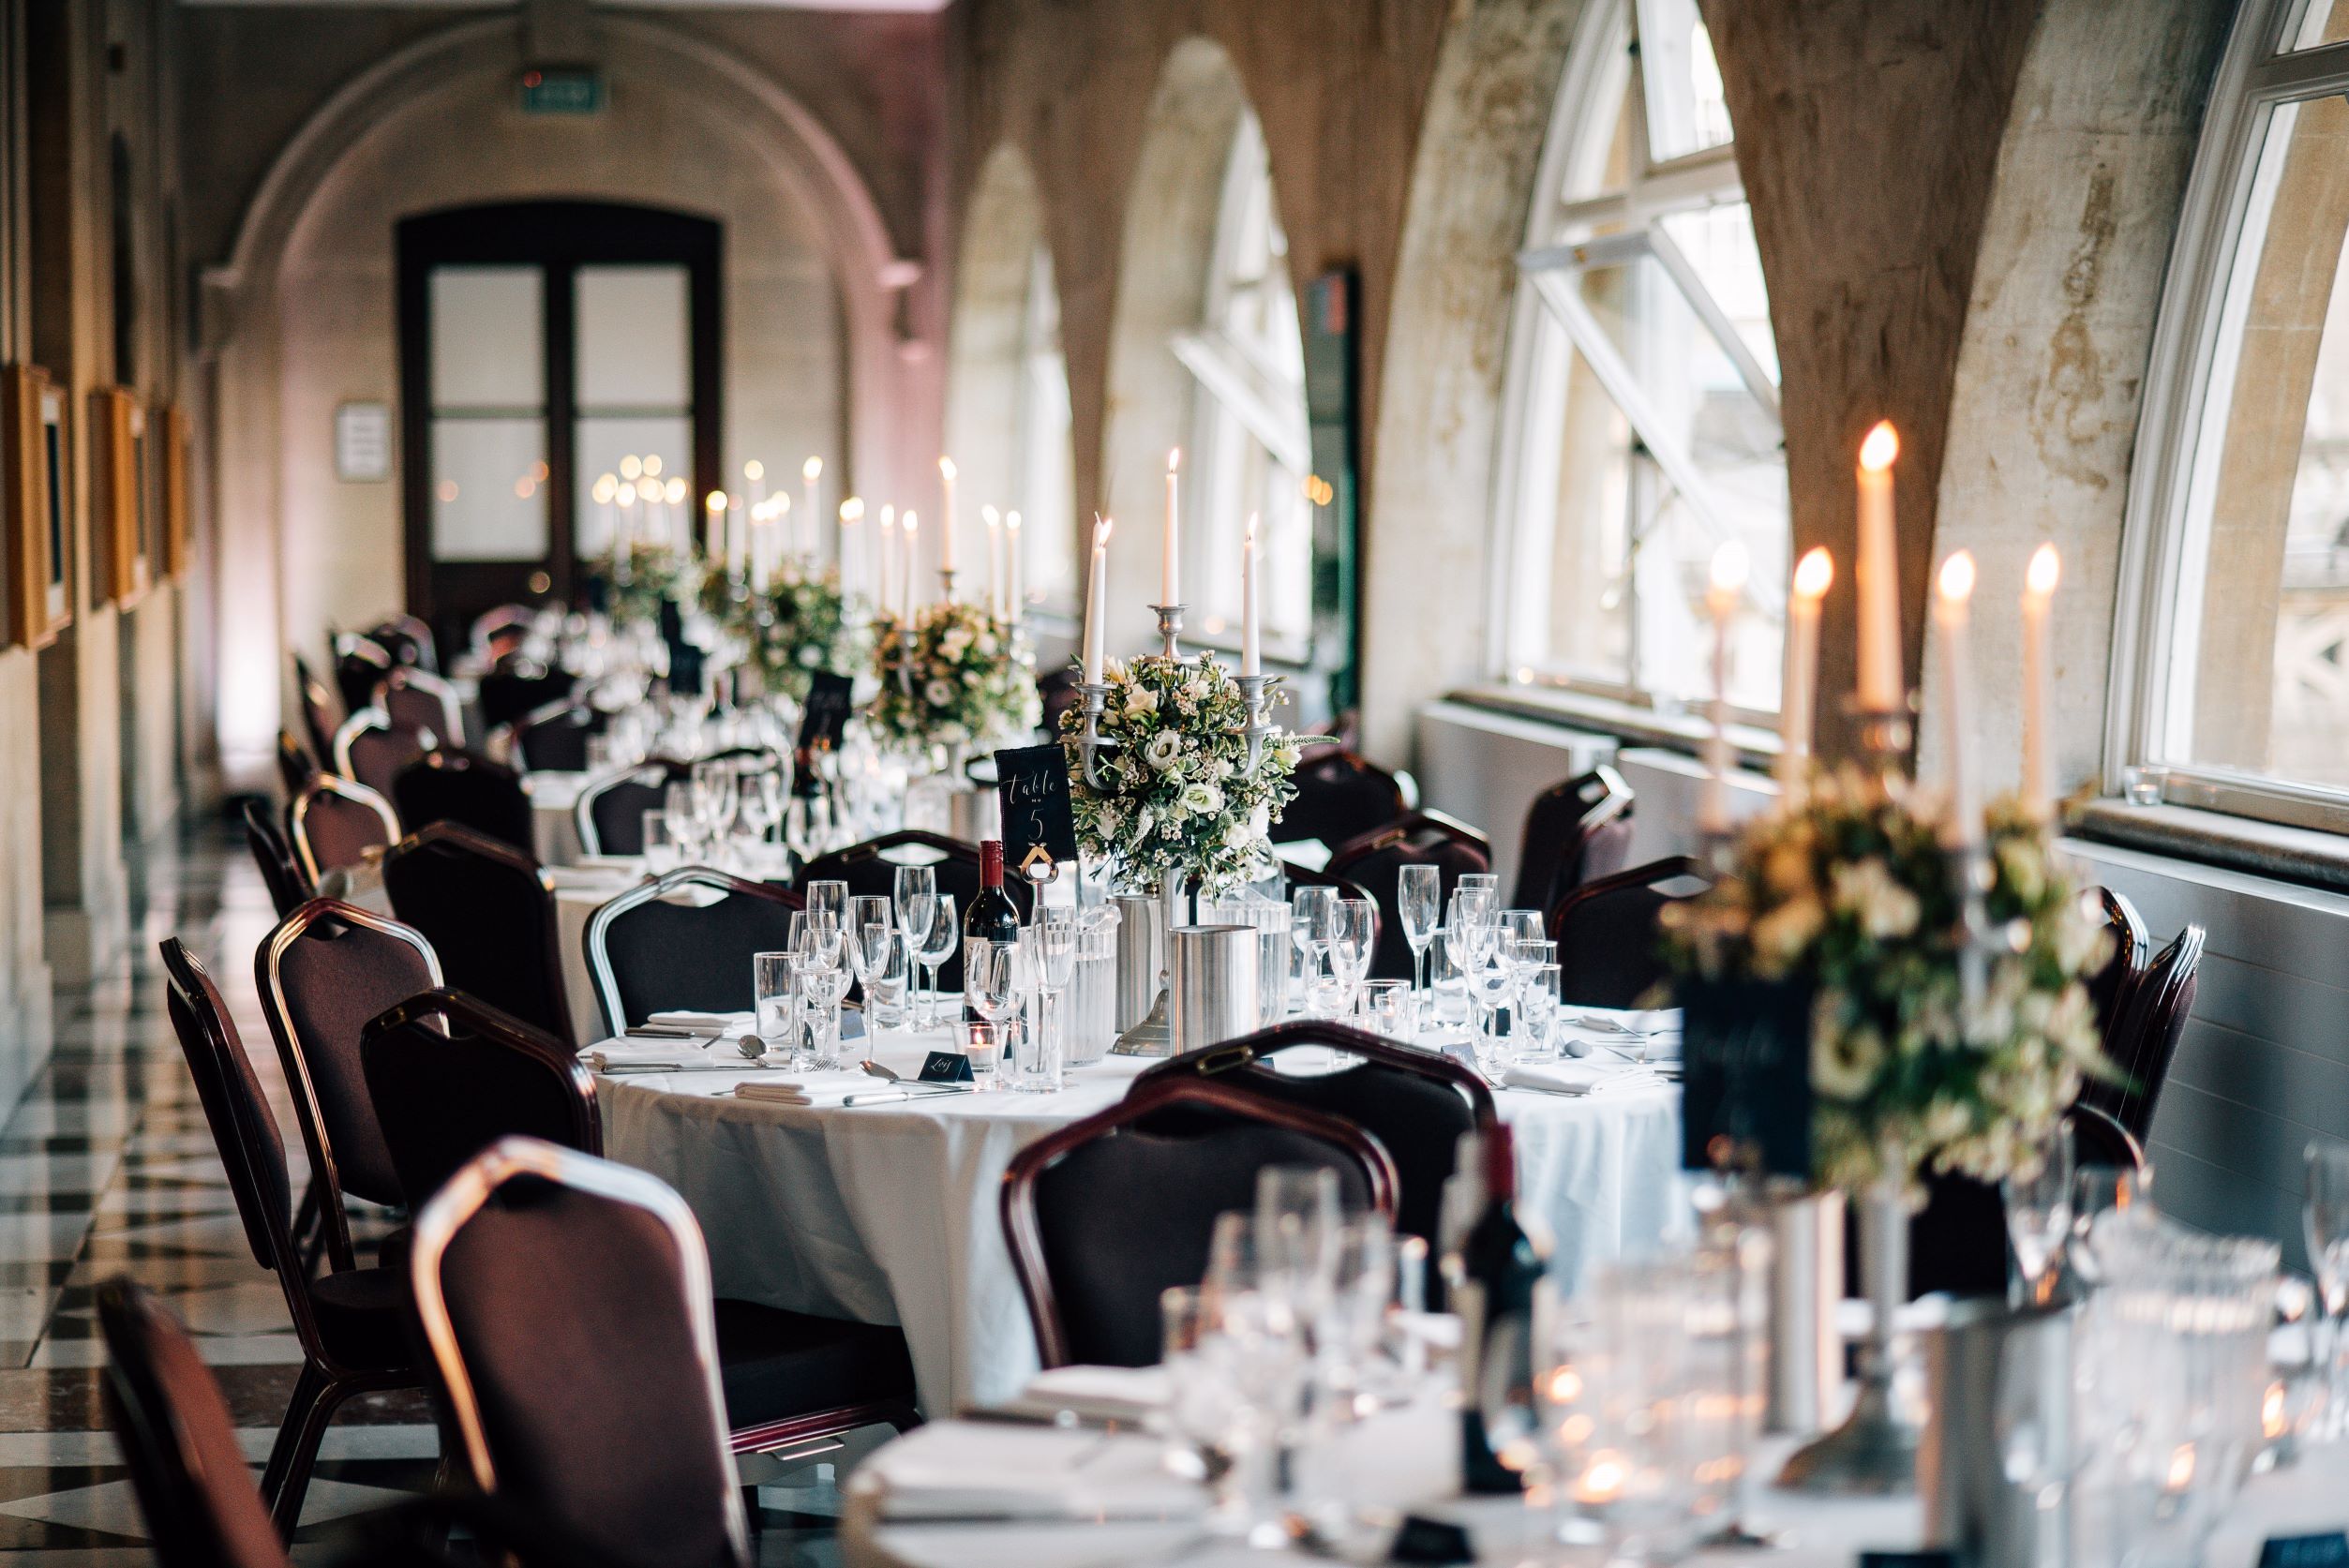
[1677,976,1813,1179]
[798,671,855,750]
[995,742,1079,883]
[2262,1535,2349,1568]
[918,1050,975,1084]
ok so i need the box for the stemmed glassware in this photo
[913,894,959,1031]
[1331,900,1377,1020]
[847,896,899,1035]
[2001,1130,2074,1306]
[893,866,938,1024]
[738,761,786,862]
[663,783,704,868]
[803,878,848,932]
[1397,865,1441,1008]
[1030,909,1078,1091]
[1292,886,1338,994]
[691,759,740,861]
[964,940,1017,1081]
[792,911,848,1069]
[2305,1137,2349,1436]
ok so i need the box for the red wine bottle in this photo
[963,840,1023,1021]
[1448,1123,1547,1494]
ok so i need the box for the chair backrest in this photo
[382,823,572,1042]
[1036,666,1082,736]
[586,868,806,1035]
[1326,812,1492,980]
[2082,885,2149,1053]
[257,901,442,1254]
[1132,1021,1491,1248]
[411,1139,748,1568]
[1277,748,1409,851]
[576,758,692,857]
[1548,855,1714,1008]
[332,636,394,717]
[97,1280,293,1568]
[471,603,539,662]
[513,701,595,773]
[291,652,340,763]
[364,990,599,1209]
[377,666,465,746]
[242,798,313,918]
[334,709,435,800]
[2091,922,2205,1141]
[287,774,400,885]
[1513,766,1635,914]
[390,749,534,855]
[367,613,439,674]
[1002,1076,1398,1368]
[275,731,320,802]
[798,829,987,985]
[479,662,576,732]
[159,940,296,1278]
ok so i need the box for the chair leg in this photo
[292,1177,324,1277]
[262,1363,352,1542]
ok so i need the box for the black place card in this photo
[918,1049,975,1083]
[798,671,855,750]
[1388,1516,1474,1565]
[1677,976,1813,1179]
[995,742,1079,883]
[1858,1555,1955,1568]
[2262,1534,2349,1568]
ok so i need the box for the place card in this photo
[995,742,1078,884]
[918,1050,975,1084]
[799,670,855,750]
[2261,1534,2349,1568]
[1388,1516,1474,1565]
[1677,976,1812,1179]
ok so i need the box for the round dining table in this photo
[592,1023,1686,1417]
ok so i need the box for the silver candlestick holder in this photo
[1232,672,1284,773]
[895,622,917,699]
[1073,679,1120,790]
[1149,603,1185,662]
[939,567,958,605]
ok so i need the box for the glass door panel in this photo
[575,264,695,561]
[426,266,548,563]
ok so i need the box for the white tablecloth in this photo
[594,1027,1684,1416]
[525,770,590,867]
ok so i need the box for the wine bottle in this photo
[963,840,1023,1021]
[1446,1123,1549,1495]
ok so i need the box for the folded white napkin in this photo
[543,864,639,890]
[1501,1059,1664,1097]
[583,1040,750,1073]
[733,1073,900,1107]
[1014,1365,1170,1423]
[645,1010,755,1034]
[1560,1007,1682,1037]
[863,1424,1204,1524]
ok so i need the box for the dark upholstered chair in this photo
[256,900,441,1270]
[1003,1076,1398,1368]
[1548,855,1714,1008]
[511,700,596,773]
[367,999,919,1451]
[376,665,465,747]
[390,748,533,856]
[1902,1105,2151,1302]
[1327,812,1492,981]
[576,758,694,857]
[2085,922,2206,1142]
[243,799,312,919]
[479,661,575,732]
[292,653,340,765]
[332,636,394,719]
[1513,766,1635,916]
[1037,666,1082,737]
[414,1140,918,1567]
[585,868,806,1035]
[334,709,434,802]
[2082,886,2149,1053]
[275,731,319,803]
[382,823,573,1042]
[287,775,399,885]
[367,613,439,674]
[799,830,990,984]
[1276,748,1409,852]
[159,941,421,1539]
[1132,1021,1491,1253]
[471,604,540,663]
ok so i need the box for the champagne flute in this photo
[1398,865,1441,1003]
[893,865,937,1023]
[2001,1131,2074,1306]
[803,879,849,933]
[1333,899,1377,1018]
[1292,886,1338,991]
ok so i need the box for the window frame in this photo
[1490,0,1786,728]
[2108,0,2349,835]
[1010,242,1079,621]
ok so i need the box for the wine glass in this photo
[848,919,902,1035]
[914,893,960,1030]
[1033,909,1079,1078]
[964,939,1017,1051]
[738,762,785,851]
[2002,1131,2073,1306]
[1291,886,1338,991]
[641,811,679,875]
[1398,865,1441,1002]
[1332,899,1377,1018]
[893,866,936,1020]
[2305,1138,2349,1434]
[1255,1165,1343,1315]
[800,954,851,1070]
[692,758,740,847]
[850,894,894,944]
[663,782,704,867]
[803,879,848,933]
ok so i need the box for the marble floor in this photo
[0,822,844,1564]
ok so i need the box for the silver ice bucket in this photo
[1920,1299,2075,1568]
[1113,892,1164,1031]
[1766,1191,1846,1434]
[1170,924,1260,1054]
[1063,907,1121,1066]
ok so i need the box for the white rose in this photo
[1181,781,1223,817]
[1145,732,1183,770]
[924,679,955,707]
[1123,686,1158,720]
[796,646,821,667]
[1134,807,1155,840]
[977,634,999,657]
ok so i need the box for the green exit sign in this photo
[520,67,604,115]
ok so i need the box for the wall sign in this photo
[520,68,605,116]
[335,402,392,483]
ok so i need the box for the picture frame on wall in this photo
[92,386,146,605]
[160,404,190,579]
[1,364,67,650]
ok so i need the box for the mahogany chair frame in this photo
[1513,765,1634,914]
[1324,808,1493,870]
[382,822,575,1044]
[286,774,400,887]
[1001,1075,1399,1368]
[1132,1019,1498,1127]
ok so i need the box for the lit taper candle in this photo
[1005,510,1024,626]
[1161,449,1181,605]
[937,458,957,581]
[2022,544,2059,821]
[1935,550,1982,848]
[1240,513,1261,677]
[1856,422,1904,713]
[1082,516,1113,683]
[982,504,1003,619]
[1780,546,1833,799]
[802,457,822,559]
[902,511,920,617]
[1699,540,1748,837]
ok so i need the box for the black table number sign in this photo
[2262,1535,2349,1568]
[798,671,855,750]
[1676,976,1813,1179]
[995,743,1079,883]
[917,1050,975,1084]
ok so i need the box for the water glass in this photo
[2305,1138,2349,1434]
[1292,886,1338,987]
[962,1019,1006,1090]
[662,783,702,866]
[1516,963,1562,1063]
[1333,900,1377,1015]
[752,951,800,1062]
[1427,929,1469,1029]
[641,811,679,875]
[852,924,907,1032]
[2001,1131,2073,1306]
[914,893,960,1030]
[798,950,851,1069]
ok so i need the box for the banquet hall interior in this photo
[0,0,2347,1561]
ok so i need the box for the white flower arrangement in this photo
[608,541,689,628]
[1060,654,1299,896]
[1659,770,2110,1197]
[696,559,867,701]
[869,600,1039,750]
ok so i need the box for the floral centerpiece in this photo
[608,541,689,629]
[696,560,866,701]
[1658,770,2109,1197]
[868,600,1039,752]
[1058,653,1299,896]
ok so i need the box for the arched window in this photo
[1013,243,1077,616]
[2116,0,2349,830]
[1497,0,1785,717]
[1174,111,1310,658]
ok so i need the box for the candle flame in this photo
[1006,510,1022,532]
[592,475,617,505]
[1095,515,1115,548]
[902,510,919,534]
[840,497,864,525]
[706,490,726,514]
[620,455,643,481]
[1793,545,1833,599]
[1709,539,1750,593]
[636,477,661,502]
[805,455,824,481]
[1246,511,1259,548]
[643,455,664,478]
[1859,420,1899,471]
[743,460,764,482]
[665,477,686,504]
[1167,448,1181,474]
[2027,542,2060,597]
[1937,549,1976,603]
[981,504,1000,529]
[936,456,954,482]
[775,493,790,515]
[616,486,636,508]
